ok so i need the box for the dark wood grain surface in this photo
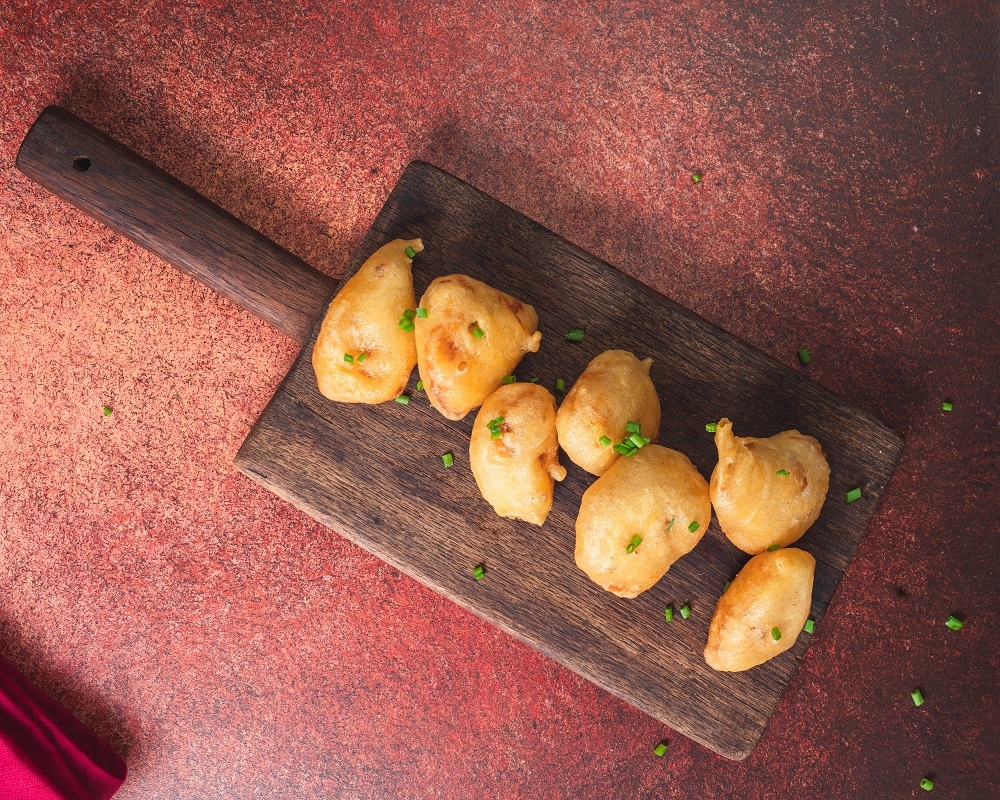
[235,161,904,760]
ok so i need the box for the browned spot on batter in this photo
[373,263,386,277]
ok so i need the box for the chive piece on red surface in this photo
[473,564,485,581]
[626,535,643,554]
[564,328,585,341]
[846,486,863,503]
[416,380,424,391]
[688,521,699,533]
[691,172,703,183]
[679,604,691,619]
[705,422,717,433]
[941,401,953,412]
[555,378,566,392]
[945,615,964,631]
[665,605,674,621]
[767,544,781,551]
[599,435,612,447]
[441,452,454,468]
[502,375,516,385]
[416,306,428,318]
[395,394,410,405]
[920,777,934,791]
[804,618,816,633]
[404,245,417,258]
[911,688,925,707]
[798,347,811,365]
[776,469,790,476]
[771,627,781,641]
[653,742,668,757]
[102,406,113,416]
[343,353,354,363]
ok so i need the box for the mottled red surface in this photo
[1,1,997,798]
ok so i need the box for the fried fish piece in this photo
[709,418,830,554]
[575,444,711,598]
[555,350,660,476]
[415,274,541,421]
[704,547,816,672]
[469,383,567,525]
[312,238,421,404]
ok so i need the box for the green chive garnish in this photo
[398,314,415,331]
[723,581,731,592]
[404,245,417,258]
[395,394,409,405]
[804,618,816,633]
[595,435,610,447]
[564,328,585,341]
[487,416,505,439]
[705,422,717,433]
[473,564,485,581]
[403,308,416,320]
[920,777,934,791]
[626,421,641,434]
[945,615,964,631]
[343,353,354,363]
[911,688,925,707]
[846,486,863,503]
[653,742,668,757]
[767,544,781,551]
[357,352,368,363]
[679,604,691,619]
[528,377,539,383]
[776,469,790,476]
[771,627,781,641]
[488,416,505,427]
[625,535,643,554]
[555,378,566,392]
[501,375,516,385]
[798,347,811,365]
[688,521,699,533]
[941,401,953,412]
[664,605,673,621]
[416,306,428,318]
[667,518,675,531]
[691,172,703,183]
[627,433,646,449]
[441,452,454,468]
[102,406,113,416]
[416,380,424,391]
[470,322,485,339]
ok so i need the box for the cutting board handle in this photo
[15,105,337,345]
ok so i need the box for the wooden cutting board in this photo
[17,106,903,760]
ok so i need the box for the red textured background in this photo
[1,1,997,798]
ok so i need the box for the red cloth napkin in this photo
[0,654,126,800]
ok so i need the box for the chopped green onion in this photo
[664,605,674,621]
[770,627,781,641]
[472,564,485,581]
[488,416,505,428]
[775,469,790,476]
[653,741,668,757]
[846,486,863,503]
[398,315,415,332]
[920,777,934,791]
[723,581,731,592]
[598,435,612,447]
[395,394,410,405]
[627,432,646,449]
[564,328,585,341]
[491,430,502,440]
[416,306,428,318]
[471,322,486,339]
[555,378,566,392]
[501,375,516,385]
[102,406,113,416]
[357,352,368,363]
[416,380,424,391]
[667,518,675,531]
[941,401,953,412]
[767,544,781,551]
[402,308,416,321]
[691,172,703,183]
[441,452,454,468]
[625,535,643,554]
[613,443,634,455]
[911,688,925,707]
[945,615,964,631]
[804,618,816,633]
[626,421,641,434]
[343,353,354,363]
[404,245,417,258]
[798,347,811,365]
[679,604,691,619]
[528,376,539,383]
[688,521,699,533]
[705,422,717,433]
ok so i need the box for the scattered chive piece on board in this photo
[564,328,585,341]
[416,380,423,391]
[555,378,566,392]
[798,347,811,365]
[723,581,731,593]
[941,401,953,412]
[395,394,409,405]
[945,615,964,631]
[102,406,113,416]
[804,618,816,633]
[679,604,691,619]
[472,564,485,581]
[691,172,702,183]
[846,486,863,503]
[441,452,454,468]
[705,422,717,433]
[920,777,934,791]
[664,605,673,621]
[653,742,668,757]
[911,688,925,707]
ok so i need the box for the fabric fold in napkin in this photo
[0,654,126,800]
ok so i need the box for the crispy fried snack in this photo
[704,547,816,671]
[709,418,830,554]
[555,350,660,476]
[415,274,541,420]
[312,238,422,404]
[469,383,567,525]
[575,444,711,598]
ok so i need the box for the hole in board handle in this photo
[72,157,91,172]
